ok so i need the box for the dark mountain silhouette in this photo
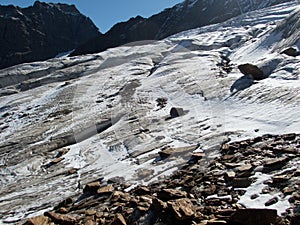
[0,1,100,69]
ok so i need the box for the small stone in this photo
[83,181,101,193]
[158,188,187,200]
[44,212,76,225]
[167,198,195,220]
[97,185,114,194]
[232,178,252,188]
[26,215,50,225]
[191,152,205,160]
[237,164,252,173]
[263,156,288,172]
[51,157,64,164]
[272,174,292,183]
[250,194,259,200]
[151,197,167,211]
[111,213,127,225]
[85,210,96,216]
[95,211,104,218]
[67,168,78,175]
[265,197,278,206]
[283,133,296,141]
[84,220,97,225]
[229,208,277,225]
[207,219,227,224]
[133,186,151,195]
[57,207,69,214]
[283,186,296,194]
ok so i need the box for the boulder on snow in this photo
[238,63,264,80]
[282,47,298,57]
[281,47,299,57]
[170,107,185,118]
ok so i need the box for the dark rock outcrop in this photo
[281,47,300,57]
[238,63,265,80]
[0,1,100,69]
[71,0,292,56]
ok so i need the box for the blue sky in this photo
[1,0,183,33]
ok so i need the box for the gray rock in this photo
[170,107,185,118]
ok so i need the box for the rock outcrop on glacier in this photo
[0,1,100,69]
[0,1,299,224]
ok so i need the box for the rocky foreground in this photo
[24,133,300,225]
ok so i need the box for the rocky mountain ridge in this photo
[71,0,293,56]
[0,1,100,70]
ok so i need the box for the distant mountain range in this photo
[0,1,100,69]
[71,0,292,56]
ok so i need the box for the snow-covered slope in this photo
[0,1,299,223]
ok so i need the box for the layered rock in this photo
[25,133,300,225]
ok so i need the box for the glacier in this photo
[0,1,299,223]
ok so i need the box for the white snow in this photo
[238,172,292,215]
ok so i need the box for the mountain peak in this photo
[0,1,100,69]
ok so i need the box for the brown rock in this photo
[159,145,199,159]
[83,181,101,193]
[237,164,252,173]
[44,212,76,225]
[232,178,252,188]
[229,208,277,225]
[283,186,296,194]
[25,215,50,225]
[56,148,69,158]
[191,152,205,161]
[157,188,187,200]
[85,210,96,216]
[51,157,64,164]
[265,197,278,206]
[54,197,73,210]
[225,171,236,181]
[111,213,127,225]
[133,186,151,195]
[67,168,78,175]
[238,63,264,80]
[207,219,227,224]
[167,198,195,220]
[272,174,292,183]
[84,220,97,225]
[56,207,69,214]
[151,197,167,211]
[263,156,288,172]
[97,185,114,194]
